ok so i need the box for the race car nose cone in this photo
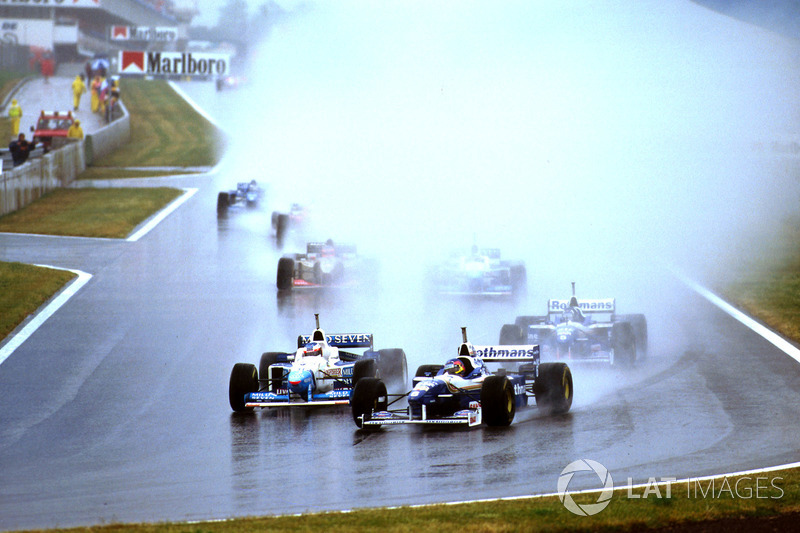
[287,369,313,395]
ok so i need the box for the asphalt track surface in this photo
[2,86,800,533]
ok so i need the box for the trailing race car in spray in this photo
[229,314,407,411]
[270,203,308,249]
[499,283,647,366]
[350,327,573,429]
[276,240,375,290]
[429,245,526,297]
[217,180,264,212]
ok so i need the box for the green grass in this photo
[77,167,202,180]
[9,467,800,532]
[0,262,75,339]
[0,187,183,238]
[89,79,223,168]
[0,70,28,142]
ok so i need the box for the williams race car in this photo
[350,327,573,429]
[229,314,407,411]
[276,240,375,290]
[217,180,264,212]
[499,283,647,366]
[430,245,526,297]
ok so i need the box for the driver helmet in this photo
[444,358,466,375]
[303,342,323,357]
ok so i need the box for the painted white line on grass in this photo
[675,271,800,365]
[0,266,92,367]
[127,187,198,242]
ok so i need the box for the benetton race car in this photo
[217,180,264,212]
[270,203,308,249]
[499,283,648,366]
[229,314,407,411]
[350,327,573,429]
[430,245,526,297]
[276,240,374,290]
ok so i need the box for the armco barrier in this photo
[0,140,85,216]
[85,101,131,166]
[0,100,130,216]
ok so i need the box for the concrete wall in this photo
[0,141,85,216]
[85,100,131,166]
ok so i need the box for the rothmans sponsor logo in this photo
[549,298,615,312]
[474,345,539,358]
[299,333,372,346]
[119,51,229,76]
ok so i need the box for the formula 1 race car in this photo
[430,245,526,297]
[270,203,308,249]
[276,240,374,290]
[499,283,647,366]
[217,180,264,212]
[350,327,573,429]
[229,315,408,411]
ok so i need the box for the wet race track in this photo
[3,2,800,529]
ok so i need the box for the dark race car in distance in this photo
[217,180,264,212]
[276,240,376,291]
[350,327,573,429]
[499,283,647,367]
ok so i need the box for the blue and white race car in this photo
[217,180,264,212]
[430,245,526,297]
[350,328,573,429]
[499,283,648,366]
[229,315,407,411]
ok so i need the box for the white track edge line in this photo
[126,187,198,242]
[0,266,92,366]
[674,270,800,364]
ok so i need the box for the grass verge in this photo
[89,78,223,168]
[0,71,28,142]
[0,187,183,239]
[10,467,800,532]
[77,167,202,180]
[0,262,75,340]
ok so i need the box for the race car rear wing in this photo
[548,298,615,315]
[297,333,373,349]
[472,344,540,362]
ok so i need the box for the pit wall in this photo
[0,101,130,216]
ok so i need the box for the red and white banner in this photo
[119,51,230,76]
[110,26,177,42]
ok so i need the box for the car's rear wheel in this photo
[352,358,377,388]
[217,192,229,212]
[351,377,387,429]
[229,363,258,412]
[377,349,408,392]
[499,324,526,345]
[481,375,516,426]
[277,257,295,291]
[534,362,573,415]
[275,214,289,249]
[611,321,636,367]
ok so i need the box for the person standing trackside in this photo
[67,119,83,140]
[91,76,102,113]
[8,133,35,166]
[72,74,87,111]
[7,99,22,136]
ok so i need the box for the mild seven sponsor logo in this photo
[299,333,372,346]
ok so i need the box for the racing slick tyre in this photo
[352,358,377,387]
[276,257,295,291]
[510,264,527,297]
[229,363,258,412]
[377,349,408,392]
[275,214,289,250]
[351,377,387,429]
[259,352,282,392]
[611,321,636,367]
[499,324,526,345]
[481,375,516,426]
[414,364,443,379]
[514,316,547,329]
[217,192,230,212]
[616,314,648,361]
[534,362,573,415]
